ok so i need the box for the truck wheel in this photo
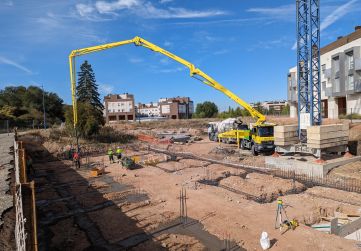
[240,140,246,150]
[251,145,258,156]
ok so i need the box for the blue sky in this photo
[0,0,360,111]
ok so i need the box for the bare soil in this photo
[19,119,361,250]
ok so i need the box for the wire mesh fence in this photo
[0,120,47,134]
[272,168,361,193]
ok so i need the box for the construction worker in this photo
[73,151,80,169]
[116,146,123,163]
[107,148,114,164]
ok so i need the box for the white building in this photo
[288,26,361,119]
[103,93,136,122]
[136,102,160,117]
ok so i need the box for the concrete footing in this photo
[265,155,361,177]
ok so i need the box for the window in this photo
[347,75,354,91]
[346,51,354,70]
[334,78,340,93]
[322,81,326,91]
[333,56,340,72]
[321,64,326,74]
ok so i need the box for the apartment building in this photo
[136,102,160,117]
[103,93,136,123]
[159,97,194,119]
[251,100,287,112]
[288,26,361,119]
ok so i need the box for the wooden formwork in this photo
[14,140,38,251]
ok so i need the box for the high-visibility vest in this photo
[107,150,113,155]
[116,148,123,154]
[73,152,79,160]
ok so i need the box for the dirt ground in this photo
[19,129,361,250]
[19,119,361,250]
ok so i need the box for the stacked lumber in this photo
[274,125,299,146]
[307,124,349,149]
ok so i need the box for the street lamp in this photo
[41,84,46,129]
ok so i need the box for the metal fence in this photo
[272,168,361,193]
[0,120,48,134]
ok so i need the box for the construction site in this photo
[1,0,361,250]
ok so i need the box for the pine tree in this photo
[76,61,104,112]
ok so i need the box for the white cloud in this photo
[247,4,294,20]
[0,56,32,74]
[320,0,357,30]
[99,84,114,94]
[213,49,229,55]
[95,0,140,14]
[159,0,173,4]
[4,0,13,6]
[250,37,291,51]
[291,0,358,50]
[157,66,184,73]
[75,0,226,20]
[129,57,144,63]
[163,40,173,47]
[76,3,95,17]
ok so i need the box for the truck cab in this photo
[249,125,275,155]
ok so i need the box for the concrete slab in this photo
[265,155,361,177]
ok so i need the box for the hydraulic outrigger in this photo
[69,36,275,155]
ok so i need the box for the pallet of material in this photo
[307,140,348,149]
[307,136,349,145]
[274,139,299,146]
[307,124,349,149]
[274,125,299,146]
[307,124,349,134]
[307,130,349,140]
[274,125,298,133]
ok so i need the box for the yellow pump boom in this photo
[69,36,266,127]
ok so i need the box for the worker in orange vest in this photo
[73,151,80,169]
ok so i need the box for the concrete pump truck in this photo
[69,36,275,156]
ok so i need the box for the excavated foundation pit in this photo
[199,172,307,203]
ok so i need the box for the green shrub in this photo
[94,126,135,143]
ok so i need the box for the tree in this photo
[0,85,64,124]
[65,102,103,138]
[76,61,104,113]
[281,104,290,116]
[195,101,218,118]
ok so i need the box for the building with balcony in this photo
[159,97,194,119]
[251,100,288,112]
[103,93,136,123]
[287,26,361,119]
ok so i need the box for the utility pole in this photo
[42,84,46,129]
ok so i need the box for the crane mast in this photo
[296,0,321,141]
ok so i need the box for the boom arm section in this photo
[69,36,266,127]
